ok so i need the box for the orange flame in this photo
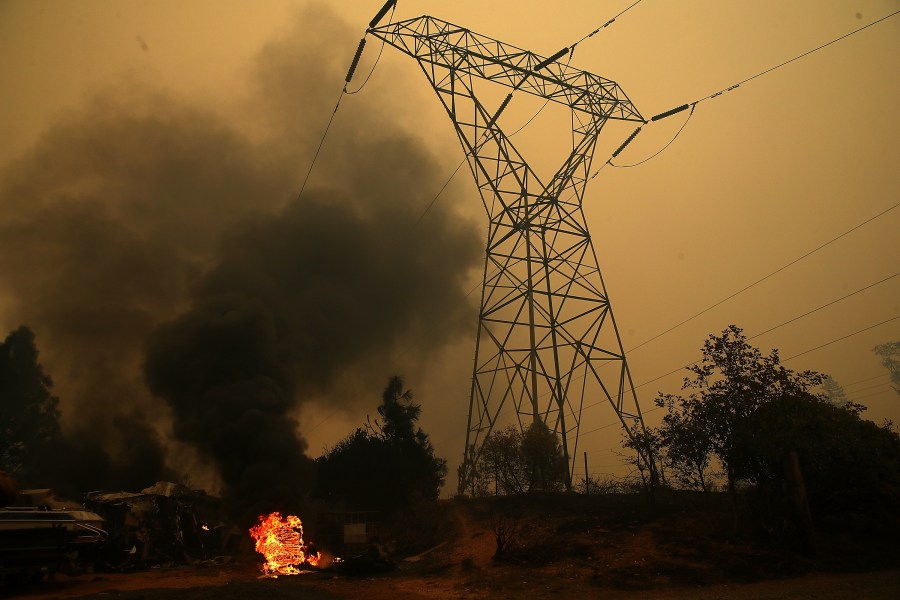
[248,512,320,576]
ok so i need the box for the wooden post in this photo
[784,450,816,552]
[583,452,590,496]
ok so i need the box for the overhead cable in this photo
[570,0,646,50]
[626,201,900,354]
[749,272,900,340]
[296,1,401,200]
[579,271,900,414]
[783,315,900,362]
[603,9,899,168]
[692,8,900,105]
[581,314,900,437]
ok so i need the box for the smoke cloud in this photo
[0,3,481,510]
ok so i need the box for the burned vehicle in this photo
[0,489,106,584]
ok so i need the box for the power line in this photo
[692,8,900,105]
[412,157,467,228]
[783,315,900,362]
[295,88,345,201]
[842,373,890,388]
[626,201,900,354]
[580,310,900,427]
[570,0,646,48]
[296,2,402,201]
[849,380,897,395]
[853,385,898,403]
[599,8,900,169]
[581,313,900,437]
[748,271,900,340]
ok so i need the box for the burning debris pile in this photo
[249,512,320,576]
[85,481,238,570]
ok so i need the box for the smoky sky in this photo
[0,3,481,502]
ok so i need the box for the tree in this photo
[478,426,528,495]
[821,374,850,407]
[732,393,900,518]
[621,421,665,495]
[0,326,62,481]
[653,395,713,493]
[653,327,900,524]
[469,422,567,496]
[654,326,824,526]
[873,342,900,396]
[521,422,568,492]
[682,326,822,487]
[316,376,446,511]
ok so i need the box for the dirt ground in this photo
[8,494,900,599]
[9,562,900,600]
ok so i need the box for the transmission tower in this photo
[369,15,650,493]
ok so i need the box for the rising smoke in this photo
[0,4,481,511]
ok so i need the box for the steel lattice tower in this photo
[369,16,650,493]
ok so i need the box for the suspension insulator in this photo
[612,126,642,158]
[368,0,397,29]
[487,93,513,129]
[345,38,367,83]
[651,104,690,121]
[533,47,570,72]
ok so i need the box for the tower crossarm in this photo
[368,15,644,123]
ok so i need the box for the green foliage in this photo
[0,326,62,480]
[316,376,446,512]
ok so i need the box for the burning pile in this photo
[249,512,320,576]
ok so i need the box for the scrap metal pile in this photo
[84,481,240,570]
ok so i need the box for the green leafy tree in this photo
[873,342,900,396]
[0,326,62,481]
[316,376,446,511]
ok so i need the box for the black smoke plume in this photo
[0,3,481,509]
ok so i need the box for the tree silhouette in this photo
[0,326,61,481]
[316,376,446,511]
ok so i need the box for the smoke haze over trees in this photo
[0,4,481,505]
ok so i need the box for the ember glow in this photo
[249,512,320,576]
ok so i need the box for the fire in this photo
[249,512,320,576]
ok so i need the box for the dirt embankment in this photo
[10,492,900,599]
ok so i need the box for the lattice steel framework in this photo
[369,16,650,493]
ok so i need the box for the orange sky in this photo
[1,0,898,489]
